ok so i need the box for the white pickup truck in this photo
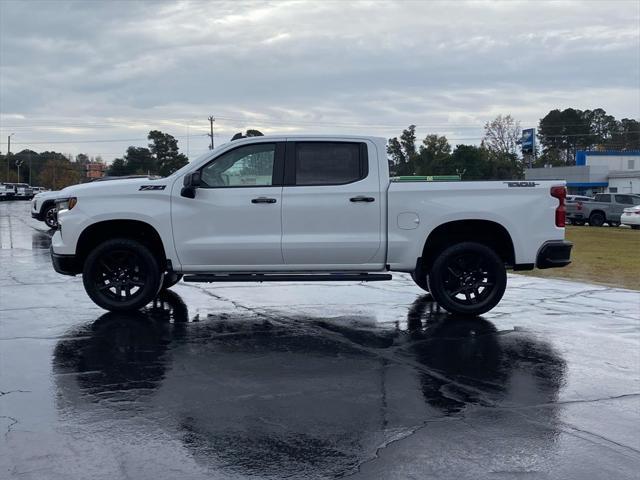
[50,135,572,315]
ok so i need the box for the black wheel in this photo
[43,204,58,229]
[589,212,605,227]
[82,238,163,312]
[632,225,640,230]
[160,272,183,290]
[427,242,507,316]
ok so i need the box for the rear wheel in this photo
[589,212,605,227]
[428,242,507,316]
[632,225,640,230]
[44,205,58,229]
[82,238,163,312]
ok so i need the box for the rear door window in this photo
[595,194,611,202]
[615,195,634,205]
[292,142,367,186]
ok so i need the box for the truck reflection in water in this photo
[53,291,566,478]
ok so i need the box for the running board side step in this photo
[183,273,392,283]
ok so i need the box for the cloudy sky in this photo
[1,0,639,162]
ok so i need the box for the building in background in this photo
[85,162,106,180]
[525,151,640,196]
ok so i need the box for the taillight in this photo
[550,186,566,227]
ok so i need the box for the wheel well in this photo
[419,220,515,273]
[76,220,166,269]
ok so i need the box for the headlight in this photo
[55,197,77,211]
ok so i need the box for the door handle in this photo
[251,197,277,204]
[350,196,375,203]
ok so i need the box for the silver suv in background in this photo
[567,193,640,227]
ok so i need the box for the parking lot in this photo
[1,200,639,479]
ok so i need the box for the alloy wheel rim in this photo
[94,249,147,301]
[443,253,495,305]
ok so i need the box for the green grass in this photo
[519,226,640,290]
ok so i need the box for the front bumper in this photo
[50,246,81,276]
[31,211,44,221]
[536,240,573,269]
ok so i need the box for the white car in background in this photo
[32,190,64,229]
[621,205,640,230]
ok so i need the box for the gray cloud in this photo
[1,0,638,160]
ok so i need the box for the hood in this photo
[60,176,170,197]
[34,190,62,201]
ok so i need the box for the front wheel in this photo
[82,238,163,311]
[428,242,507,316]
[44,205,58,229]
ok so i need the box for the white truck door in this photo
[172,142,285,270]
[281,140,383,267]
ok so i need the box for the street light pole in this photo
[6,133,14,181]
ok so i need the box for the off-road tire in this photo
[82,238,163,312]
[428,242,507,316]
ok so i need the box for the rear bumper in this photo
[536,240,573,269]
[50,246,81,276]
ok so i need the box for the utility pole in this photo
[6,133,14,181]
[208,116,215,150]
[28,151,32,185]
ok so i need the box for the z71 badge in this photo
[504,181,539,187]
[139,185,166,191]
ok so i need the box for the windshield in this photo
[166,144,228,179]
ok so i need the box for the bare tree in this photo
[482,115,521,156]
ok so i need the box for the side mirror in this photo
[183,171,201,187]
[181,171,201,199]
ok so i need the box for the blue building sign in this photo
[521,128,535,154]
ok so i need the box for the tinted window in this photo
[295,142,365,186]
[631,196,640,206]
[595,194,611,202]
[201,143,275,188]
[615,195,634,205]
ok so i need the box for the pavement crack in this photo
[339,416,464,478]
[0,389,31,397]
[1,415,19,440]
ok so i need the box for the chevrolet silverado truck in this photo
[566,193,640,227]
[50,135,572,315]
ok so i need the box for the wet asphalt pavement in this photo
[1,201,639,480]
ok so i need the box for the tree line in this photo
[388,108,639,179]
[0,130,190,190]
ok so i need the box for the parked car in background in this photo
[567,193,640,227]
[32,190,63,229]
[0,182,17,200]
[566,195,593,225]
[13,183,35,200]
[621,205,640,230]
[567,195,593,203]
